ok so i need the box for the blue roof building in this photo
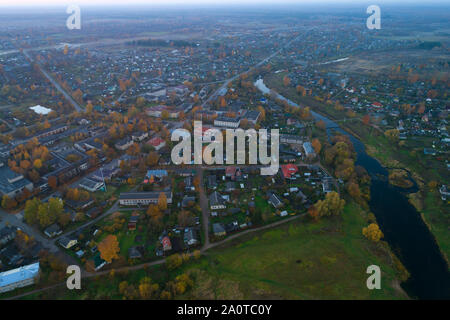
[146,170,168,179]
[0,262,40,293]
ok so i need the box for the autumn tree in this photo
[316,120,326,130]
[98,235,120,263]
[314,191,345,217]
[362,114,371,126]
[139,277,159,299]
[384,129,399,143]
[311,138,322,154]
[24,197,41,225]
[166,254,183,270]
[48,176,58,190]
[1,195,17,210]
[308,205,320,222]
[158,192,168,211]
[362,223,384,242]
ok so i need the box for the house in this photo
[147,137,166,151]
[242,110,261,124]
[33,124,68,140]
[209,191,226,210]
[129,246,143,259]
[145,170,168,180]
[225,166,241,180]
[372,102,383,108]
[303,142,316,159]
[225,182,236,192]
[0,244,23,266]
[207,175,218,189]
[212,223,226,236]
[161,236,172,251]
[214,116,240,128]
[423,148,436,156]
[0,162,34,198]
[145,105,180,118]
[58,236,78,249]
[322,178,333,193]
[268,192,283,208]
[115,137,134,151]
[119,191,173,206]
[85,207,101,219]
[280,134,303,145]
[0,262,40,293]
[182,196,196,208]
[439,185,450,201]
[78,177,105,192]
[225,221,239,233]
[183,228,199,246]
[184,176,195,191]
[296,190,308,203]
[44,224,62,238]
[93,254,107,271]
[132,131,149,142]
[281,164,298,179]
[128,214,139,230]
[0,226,16,246]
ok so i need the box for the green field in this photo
[182,201,407,299]
[12,200,408,300]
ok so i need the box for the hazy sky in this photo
[0,0,446,7]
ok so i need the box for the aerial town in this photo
[0,1,448,302]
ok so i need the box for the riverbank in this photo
[260,74,450,299]
[263,72,449,266]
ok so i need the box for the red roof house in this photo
[281,164,298,179]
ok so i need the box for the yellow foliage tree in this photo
[98,235,120,263]
[362,223,384,242]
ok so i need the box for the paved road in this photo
[6,210,305,300]
[0,209,59,253]
[201,33,304,108]
[197,168,210,247]
[22,50,82,112]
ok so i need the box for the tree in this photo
[166,254,183,270]
[193,250,201,259]
[362,114,371,125]
[311,138,322,154]
[314,191,345,217]
[24,197,41,225]
[2,195,17,210]
[362,223,384,242]
[139,277,159,299]
[316,120,326,130]
[33,159,43,169]
[384,129,399,143]
[48,176,58,190]
[178,210,192,227]
[37,203,51,227]
[283,76,291,87]
[98,235,120,263]
[158,192,167,211]
[48,198,64,222]
[308,205,320,222]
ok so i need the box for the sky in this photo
[0,0,447,7]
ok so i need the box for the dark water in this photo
[313,111,450,300]
[256,80,450,299]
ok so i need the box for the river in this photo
[255,78,450,299]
